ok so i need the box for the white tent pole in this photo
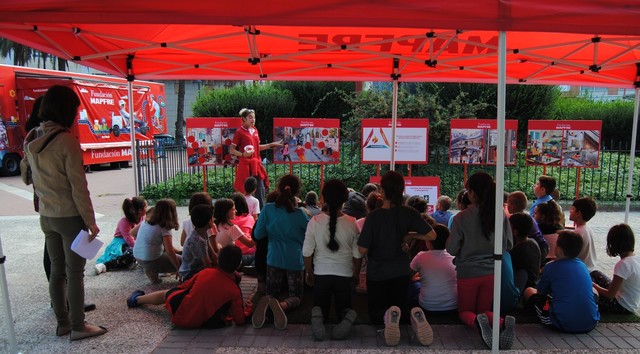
[127,55,139,196]
[491,30,507,354]
[391,58,399,171]
[0,236,18,354]
[624,86,640,223]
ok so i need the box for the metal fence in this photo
[136,140,640,204]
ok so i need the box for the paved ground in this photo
[0,166,639,353]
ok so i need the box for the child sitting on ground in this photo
[533,200,563,262]
[530,175,556,215]
[430,196,453,226]
[244,176,261,220]
[409,223,458,313]
[180,192,214,246]
[508,212,541,292]
[570,197,598,275]
[127,245,252,328]
[523,231,600,333]
[449,190,471,229]
[592,224,640,315]
[506,191,548,261]
[132,199,182,284]
[178,205,214,281]
[214,198,255,266]
[230,192,257,266]
[95,196,146,274]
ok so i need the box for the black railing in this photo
[136,140,640,204]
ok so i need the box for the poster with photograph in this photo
[361,119,429,164]
[526,120,602,168]
[185,117,242,166]
[273,118,340,164]
[370,176,440,213]
[449,119,518,165]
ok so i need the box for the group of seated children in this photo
[109,172,638,348]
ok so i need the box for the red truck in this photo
[0,64,167,175]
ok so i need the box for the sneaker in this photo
[252,295,271,329]
[383,305,401,346]
[332,308,357,340]
[310,306,326,341]
[127,290,145,308]
[269,297,288,330]
[410,307,433,346]
[476,313,492,349]
[499,315,516,350]
[94,263,106,275]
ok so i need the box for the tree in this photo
[0,38,33,66]
[175,80,186,146]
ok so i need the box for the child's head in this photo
[556,230,583,258]
[188,192,212,214]
[213,198,235,226]
[380,170,405,207]
[244,176,257,195]
[231,192,249,215]
[507,191,528,214]
[455,189,471,210]
[534,200,562,226]
[606,223,635,257]
[570,197,597,223]
[365,192,384,212]
[218,245,243,273]
[321,179,349,213]
[284,142,289,148]
[144,206,154,222]
[148,199,179,230]
[406,195,428,214]
[123,196,147,223]
[436,195,452,211]
[466,171,496,239]
[361,183,379,198]
[190,204,213,229]
[430,223,451,250]
[534,175,556,197]
[275,174,302,212]
[305,191,319,206]
[509,212,533,241]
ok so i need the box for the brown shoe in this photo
[70,323,108,341]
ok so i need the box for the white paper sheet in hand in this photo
[71,230,103,259]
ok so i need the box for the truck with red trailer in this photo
[0,64,167,175]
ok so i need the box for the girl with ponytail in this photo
[302,179,362,341]
[357,171,436,346]
[252,174,310,330]
[446,171,515,349]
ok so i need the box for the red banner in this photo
[185,117,243,166]
[273,118,340,164]
[526,120,602,168]
[449,119,518,165]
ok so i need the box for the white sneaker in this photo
[94,263,107,275]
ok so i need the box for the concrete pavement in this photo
[1,167,640,353]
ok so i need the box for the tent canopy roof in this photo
[1,1,639,86]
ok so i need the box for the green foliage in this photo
[552,97,636,146]
[272,81,355,119]
[192,83,296,143]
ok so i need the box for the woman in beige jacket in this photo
[21,85,107,341]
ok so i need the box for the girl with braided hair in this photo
[302,179,362,341]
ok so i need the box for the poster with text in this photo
[185,117,242,166]
[273,118,340,164]
[526,120,602,168]
[449,119,518,165]
[361,119,429,164]
[370,176,440,213]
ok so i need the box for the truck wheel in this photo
[112,125,120,137]
[2,153,21,176]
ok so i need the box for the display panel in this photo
[526,120,602,168]
[185,117,242,166]
[449,119,518,165]
[273,118,340,164]
[361,119,429,164]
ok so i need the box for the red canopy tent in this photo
[1,2,639,352]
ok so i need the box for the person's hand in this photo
[305,272,314,286]
[88,224,100,241]
[272,139,284,147]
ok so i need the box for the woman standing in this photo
[229,108,282,209]
[21,85,107,340]
[446,171,515,349]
